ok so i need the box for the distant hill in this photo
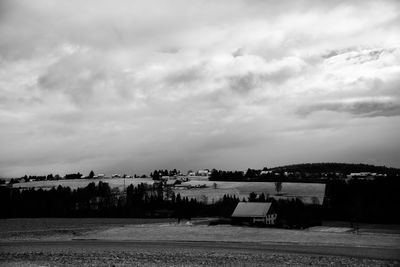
[211,163,400,182]
[268,163,400,176]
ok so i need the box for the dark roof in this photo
[231,202,273,218]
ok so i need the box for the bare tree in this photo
[200,195,208,204]
[275,181,282,195]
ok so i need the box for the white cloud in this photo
[1,0,400,176]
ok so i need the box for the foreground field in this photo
[2,218,399,249]
[1,240,397,267]
[12,178,326,204]
[0,218,399,266]
[0,218,175,240]
[77,222,400,251]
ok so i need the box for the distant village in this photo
[0,165,395,187]
[1,169,211,186]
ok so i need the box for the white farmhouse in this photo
[231,202,277,225]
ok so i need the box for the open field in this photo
[321,221,400,235]
[11,178,155,190]
[0,218,399,266]
[178,181,325,204]
[12,178,326,204]
[79,222,400,250]
[0,218,175,240]
[1,218,399,249]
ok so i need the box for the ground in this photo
[0,218,399,266]
[1,241,396,267]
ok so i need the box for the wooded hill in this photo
[268,163,400,176]
[210,162,400,182]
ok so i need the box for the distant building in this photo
[348,172,385,180]
[231,202,277,225]
[177,176,189,182]
[161,176,170,181]
[260,170,273,175]
[350,172,372,178]
[166,180,177,187]
[197,169,210,176]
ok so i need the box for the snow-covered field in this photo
[12,178,325,204]
[81,222,400,248]
[12,178,154,190]
[177,181,325,204]
[1,218,399,266]
[1,218,398,249]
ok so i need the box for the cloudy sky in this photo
[1,0,400,177]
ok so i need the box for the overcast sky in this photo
[1,0,400,177]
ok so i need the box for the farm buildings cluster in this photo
[2,162,398,186]
[2,169,212,185]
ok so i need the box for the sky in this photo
[1,0,400,177]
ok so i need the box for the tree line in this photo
[271,163,400,176]
[209,164,400,182]
[323,178,400,223]
[0,182,238,219]
[0,181,322,228]
[1,176,399,225]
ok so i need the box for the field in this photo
[177,181,325,204]
[1,218,399,266]
[1,218,399,249]
[1,242,396,266]
[12,178,326,204]
[0,218,175,240]
[11,178,154,190]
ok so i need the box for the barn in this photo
[231,202,277,225]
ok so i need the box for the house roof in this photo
[231,202,273,218]
[166,180,176,185]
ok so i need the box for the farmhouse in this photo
[197,169,210,176]
[166,179,178,187]
[231,202,277,225]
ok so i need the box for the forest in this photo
[323,178,400,223]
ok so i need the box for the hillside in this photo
[210,162,400,182]
[268,163,400,176]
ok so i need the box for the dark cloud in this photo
[232,48,244,58]
[298,100,400,118]
[37,58,103,105]
[227,60,304,93]
[321,47,357,59]
[228,72,260,93]
[0,95,42,106]
[160,47,180,54]
[346,49,385,64]
[36,49,136,105]
[164,63,206,86]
